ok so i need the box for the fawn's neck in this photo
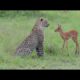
[58,29,64,38]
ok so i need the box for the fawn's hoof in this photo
[75,51,79,55]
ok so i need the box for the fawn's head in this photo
[55,24,62,32]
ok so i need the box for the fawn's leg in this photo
[63,40,65,48]
[65,40,69,55]
[75,41,79,54]
[62,40,65,53]
[72,38,79,54]
[65,40,68,51]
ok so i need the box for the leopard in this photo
[15,17,49,57]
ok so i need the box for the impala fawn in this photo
[55,24,79,54]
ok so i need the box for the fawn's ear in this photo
[58,24,61,26]
[59,24,62,27]
[58,24,61,28]
[58,24,59,26]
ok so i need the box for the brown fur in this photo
[55,24,79,54]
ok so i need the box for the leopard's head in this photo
[36,17,49,27]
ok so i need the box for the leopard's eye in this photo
[40,18,43,21]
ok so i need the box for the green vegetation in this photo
[0,11,80,69]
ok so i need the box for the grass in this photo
[0,11,80,69]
